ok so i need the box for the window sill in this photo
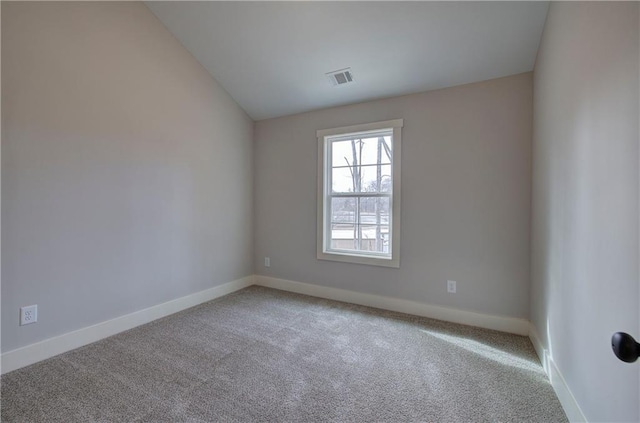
[317,250,400,268]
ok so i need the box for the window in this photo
[317,119,402,267]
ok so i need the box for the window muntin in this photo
[317,120,402,267]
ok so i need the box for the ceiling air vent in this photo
[326,68,355,86]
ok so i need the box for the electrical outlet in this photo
[447,280,456,293]
[20,305,38,326]
[264,257,271,267]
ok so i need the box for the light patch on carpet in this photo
[421,329,544,373]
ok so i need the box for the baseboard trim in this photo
[1,275,254,375]
[528,323,549,373]
[529,323,587,423]
[255,275,530,335]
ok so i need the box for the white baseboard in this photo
[255,275,530,335]
[529,323,588,423]
[528,323,549,373]
[1,275,254,375]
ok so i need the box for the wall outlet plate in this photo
[264,257,271,267]
[20,305,38,326]
[447,280,457,293]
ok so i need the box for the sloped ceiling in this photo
[147,2,549,120]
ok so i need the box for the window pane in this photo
[358,136,392,165]
[331,197,356,223]
[359,225,391,253]
[359,197,390,226]
[360,164,392,193]
[380,136,392,164]
[330,223,358,251]
[329,222,391,255]
[331,167,356,193]
[331,135,392,167]
[331,140,354,167]
[333,164,392,193]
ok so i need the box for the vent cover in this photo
[326,68,355,86]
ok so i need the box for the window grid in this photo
[325,130,393,257]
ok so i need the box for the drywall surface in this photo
[531,2,639,421]
[254,73,533,319]
[1,2,253,352]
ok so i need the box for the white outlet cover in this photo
[264,257,271,267]
[447,280,457,293]
[20,305,38,326]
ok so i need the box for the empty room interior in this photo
[1,1,639,422]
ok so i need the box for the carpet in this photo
[1,286,567,422]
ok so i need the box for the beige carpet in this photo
[1,286,567,422]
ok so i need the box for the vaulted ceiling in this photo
[147,2,549,120]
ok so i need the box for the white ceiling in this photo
[146,2,549,121]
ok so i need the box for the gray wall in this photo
[1,2,254,353]
[254,73,533,319]
[531,2,639,422]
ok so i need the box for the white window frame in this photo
[316,119,402,268]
